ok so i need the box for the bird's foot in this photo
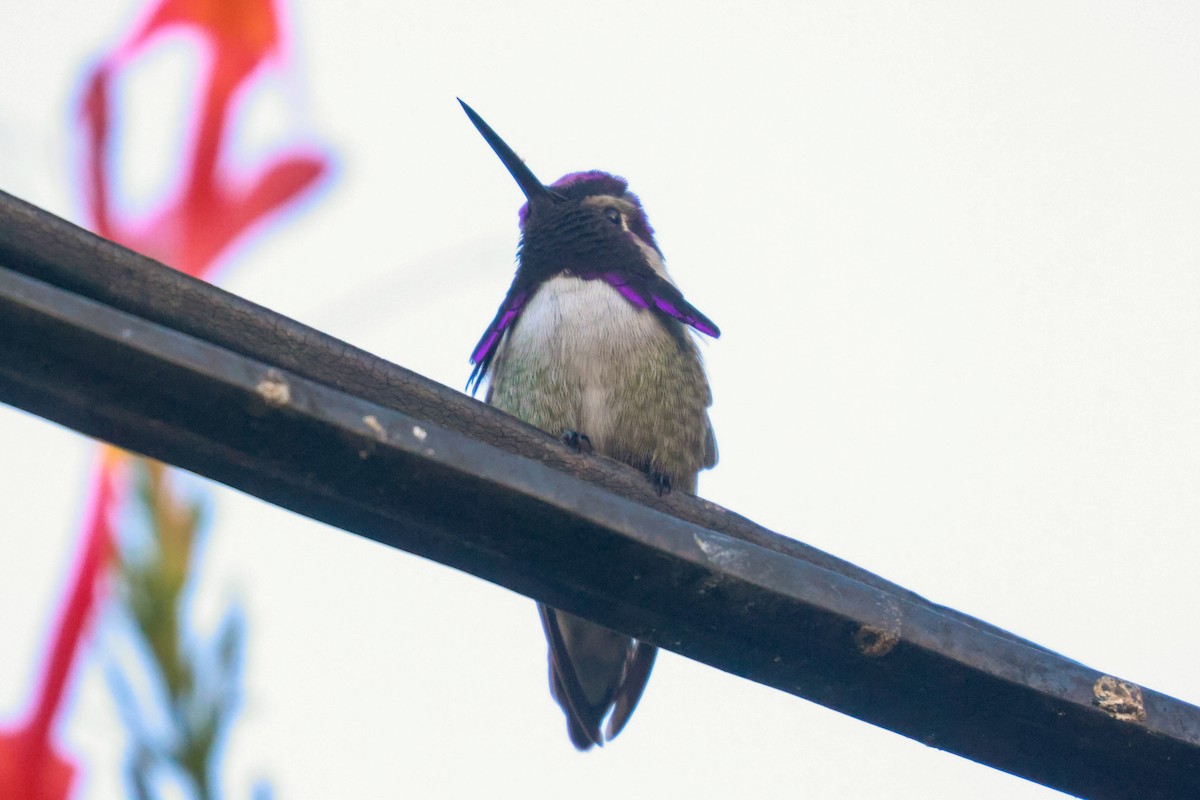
[561,429,593,454]
[649,469,672,496]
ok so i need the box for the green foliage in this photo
[109,459,264,800]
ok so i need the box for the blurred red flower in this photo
[81,0,330,277]
[1,1,329,796]
[0,456,120,800]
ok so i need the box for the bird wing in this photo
[703,418,719,470]
[598,270,720,338]
[605,640,657,741]
[538,605,606,749]
[467,285,529,394]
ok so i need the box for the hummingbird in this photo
[460,100,719,750]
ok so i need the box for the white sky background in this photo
[2,1,1200,798]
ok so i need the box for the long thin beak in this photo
[459,99,558,211]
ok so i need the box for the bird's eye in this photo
[603,207,622,226]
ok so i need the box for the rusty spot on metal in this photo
[855,599,901,657]
[1093,676,1147,723]
[363,414,387,441]
[256,369,291,407]
[855,625,899,657]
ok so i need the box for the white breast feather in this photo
[504,275,666,448]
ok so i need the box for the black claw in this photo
[561,430,593,454]
[650,470,672,496]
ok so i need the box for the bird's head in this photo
[459,100,666,279]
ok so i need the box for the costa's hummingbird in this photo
[460,100,719,750]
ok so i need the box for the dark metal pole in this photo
[1,190,1198,798]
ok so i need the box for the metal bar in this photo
[0,189,1063,652]
[1,192,1199,798]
